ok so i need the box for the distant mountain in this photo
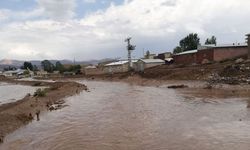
[0,58,117,70]
[0,59,23,66]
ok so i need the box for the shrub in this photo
[34,88,46,97]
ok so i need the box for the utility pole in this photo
[125,37,136,71]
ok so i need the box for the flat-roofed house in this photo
[104,60,137,74]
[136,59,165,72]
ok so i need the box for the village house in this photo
[136,59,165,72]
[36,70,48,78]
[173,43,249,64]
[144,54,157,59]
[157,52,172,60]
[3,69,25,77]
[104,60,137,74]
[84,65,105,76]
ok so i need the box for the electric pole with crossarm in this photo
[125,37,136,71]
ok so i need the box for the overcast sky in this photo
[0,0,250,61]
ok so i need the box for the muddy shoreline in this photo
[0,76,87,143]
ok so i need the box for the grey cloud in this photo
[1,0,250,61]
[37,0,76,20]
[161,0,177,7]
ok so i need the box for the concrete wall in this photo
[173,53,197,64]
[213,47,248,61]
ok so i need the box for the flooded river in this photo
[1,80,250,150]
[0,82,39,105]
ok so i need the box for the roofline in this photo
[212,45,248,48]
[105,63,128,67]
[138,59,165,63]
[174,50,198,56]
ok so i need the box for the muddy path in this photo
[0,77,87,143]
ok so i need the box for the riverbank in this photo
[0,76,87,143]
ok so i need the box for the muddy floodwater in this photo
[1,80,250,150]
[0,82,39,105]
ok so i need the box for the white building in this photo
[3,69,25,77]
[104,60,137,74]
[136,59,165,72]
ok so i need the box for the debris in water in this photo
[167,85,188,89]
[0,136,3,143]
[36,110,40,121]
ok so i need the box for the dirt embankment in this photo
[0,76,87,143]
[142,59,250,82]
[82,58,250,86]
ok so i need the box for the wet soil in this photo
[0,77,87,143]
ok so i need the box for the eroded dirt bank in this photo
[0,76,87,143]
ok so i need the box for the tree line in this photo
[21,60,81,74]
[173,33,217,54]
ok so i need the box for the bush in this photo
[34,88,46,97]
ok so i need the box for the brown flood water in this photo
[0,82,40,105]
[1,80,250,150]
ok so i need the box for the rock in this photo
[235,58,244,64]
[28,113,33,120]
[36,110,40,121]
[244,59,250,63]
[202,59,210,64]
[204,84,213,89]
[49,105,56,111]
[167,85,188,89]
[0,136,4,143]
[33,82,42,86]
[54,100,65,105]
[48,103,68,111]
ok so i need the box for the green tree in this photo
[173,46,182,54]
[145,50,150,59]
[172,33,200,54]
[180,33,200,51]
[67,65,81,74]
[41,60,54,73]
[55,61,65,73]
[205,36,217,45]
[23,62,33,71]
[33,65,39,71]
